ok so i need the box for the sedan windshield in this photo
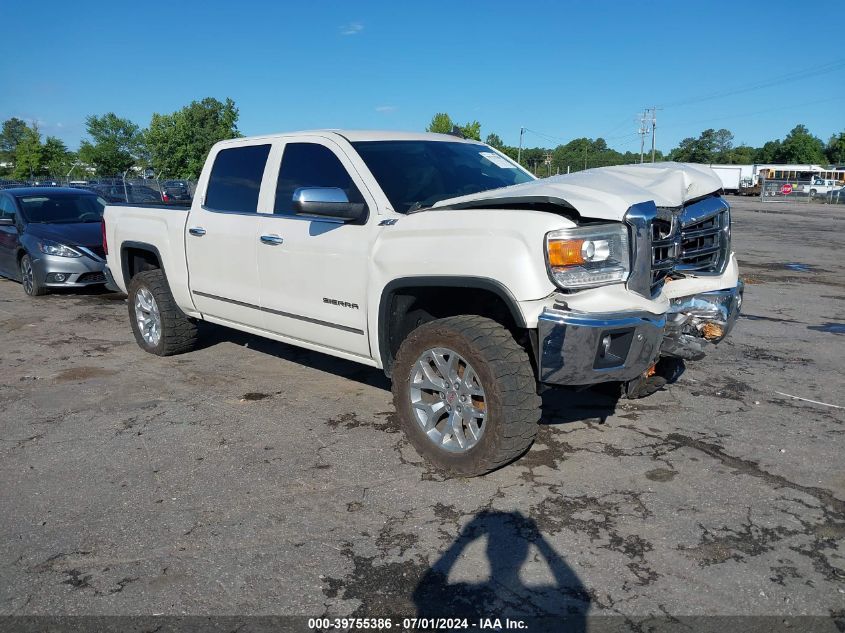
[16,194,106,223]
[352,140,534,213]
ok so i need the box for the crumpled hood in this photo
[25,222,103,249]
[432,162,724,221]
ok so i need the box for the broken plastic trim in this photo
[660,282,744,360]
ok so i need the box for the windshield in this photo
[352,140,534,213]
[16,194,105,223]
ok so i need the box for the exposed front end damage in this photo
[438,162,744,394]
[661,281,743,360]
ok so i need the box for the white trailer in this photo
[709,165,743,193]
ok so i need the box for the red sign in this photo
[781,183,793,195]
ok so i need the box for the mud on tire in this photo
[392,315,541,477]
[127,269,199,356]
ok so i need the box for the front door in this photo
[185,142,272,329]
[0,195,19,278]
[256,139,372,358]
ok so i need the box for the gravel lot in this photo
[0,198,843,626]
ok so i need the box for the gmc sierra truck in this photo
[103,130,743,476]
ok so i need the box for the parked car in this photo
[161,180,192,202]
[104,130,742,476]
[0,187,108,296]
[87,183,163,204]
[826,186,845,204]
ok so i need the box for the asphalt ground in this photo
[0,198,843,629]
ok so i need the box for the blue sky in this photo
[1,0,843,153]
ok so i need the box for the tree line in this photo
[427,113,845,174]
[0,97,241,180]
[425,112,663,175]
[668,125,845,165]
[1,104,842,181]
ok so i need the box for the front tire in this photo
[20,254,47,296]
[392,315,541,477]
[127,269,198,356]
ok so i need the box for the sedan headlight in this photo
[39,239,82,258]
[545,224,629,289]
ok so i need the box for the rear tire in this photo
[20,255,47,296]
[392,315,540,477]
[127,270,198,356]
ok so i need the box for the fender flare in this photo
[377,276,527,371]
[119,241,166,288]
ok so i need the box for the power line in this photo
[658,95,845,131]
[661,58,845,108]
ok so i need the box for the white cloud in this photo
[375,105,397,113]
[340,21,364,35]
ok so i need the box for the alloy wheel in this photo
[134,287,162,347]
[408,347,487,453]
[21,258,34,295]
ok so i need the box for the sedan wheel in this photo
[20,255,46,296]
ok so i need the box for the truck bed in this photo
[103,204,193,312]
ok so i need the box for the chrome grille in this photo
[650,218,675,295]
[677,206,729,273]
[647,196,730,296]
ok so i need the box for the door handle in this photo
[188,227,206,237]
[260,234,284,245]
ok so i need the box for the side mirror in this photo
[292,187,365,222]
[0,217,14,226]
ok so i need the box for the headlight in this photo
[545,224,629,289]
[39,239,82,258]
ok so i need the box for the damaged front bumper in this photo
[537,308,665,386]
[660,281,744,360]
[536,280,743,387]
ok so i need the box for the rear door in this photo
[185,142,272,328]
[255,138,374,357]
[0,194,19,277]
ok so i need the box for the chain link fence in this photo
[0,176,197,205]
[759,179,814,203]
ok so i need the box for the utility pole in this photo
[517,127,524,165]
[649,107,662,163]
[583,144,588,171]
[638,110,648,164]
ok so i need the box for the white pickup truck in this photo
[797,178,839,198]
[103,130,742,476]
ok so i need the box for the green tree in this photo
[775,124,826,164]
[426,113,454,135]
[485,133,504,149]
[713,129,734,162]
[730,145,756,164]
[145,97,240,179]
[826,131,845,164]
[755,140,782,163]
[425,113,482,139]
[12,125,42,179]
[668,129,718,163]
[41,136,75,176]
[459,120,481,141]
[0,117,30,174]
[78,113,144,175]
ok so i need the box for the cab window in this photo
[274,143,365,215]
[205,144,271,213]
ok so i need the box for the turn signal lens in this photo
[547,239,586,267]
[544,224,630,289]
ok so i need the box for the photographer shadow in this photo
[413,510,588,630]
